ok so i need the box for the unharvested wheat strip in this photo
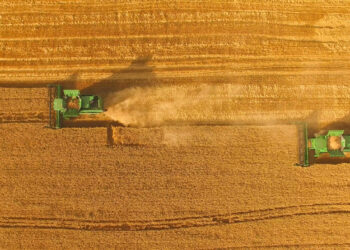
[0,99,47,112]
[2,19,345,27]
[4,22,347,40]
[1,70,350,84]
[0,88,49,122]
[0,55,348,61]
[0,87,48,98]
[1,60,350,71]
[0,112,47,123]
[2,44,347,60]
[1,1,349,12]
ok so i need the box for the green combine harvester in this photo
[48,85,104,128]
[298,123,350,167]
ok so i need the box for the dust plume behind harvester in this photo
[46,84,350,167]
[48,85,104,129]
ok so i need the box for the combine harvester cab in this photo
[298,123,350,167]
[48,85,104,129]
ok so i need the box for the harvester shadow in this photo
[71,56,157,145]
[320,112,350,134]
[65,57,156,145]
[313,156,350,165]
[305,111,350,135]
[0,72,79,89]
[0,58,158,146]
[81,56,156,101]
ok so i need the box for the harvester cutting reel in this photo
[47,84,104,129]
[296,123,350,167]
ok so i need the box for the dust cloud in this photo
[104,83,350,128]
[104,84,243,127]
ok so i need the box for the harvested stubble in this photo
[1,123,350,249]
[112,125,298,148]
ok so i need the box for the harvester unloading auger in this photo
[297,123,350,167]
[48,84,104,128]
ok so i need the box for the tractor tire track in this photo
[1,203,349,232]
[220,242,350,249]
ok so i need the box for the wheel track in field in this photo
[1,202,349,231]
[2,35,349,60]
[1,60,350,72]
[1,0,349,14]
[220,242,350,249]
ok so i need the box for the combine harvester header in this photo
[48,85,104,129]
[298,123,350,167]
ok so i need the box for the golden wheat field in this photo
[1,0,350,248]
